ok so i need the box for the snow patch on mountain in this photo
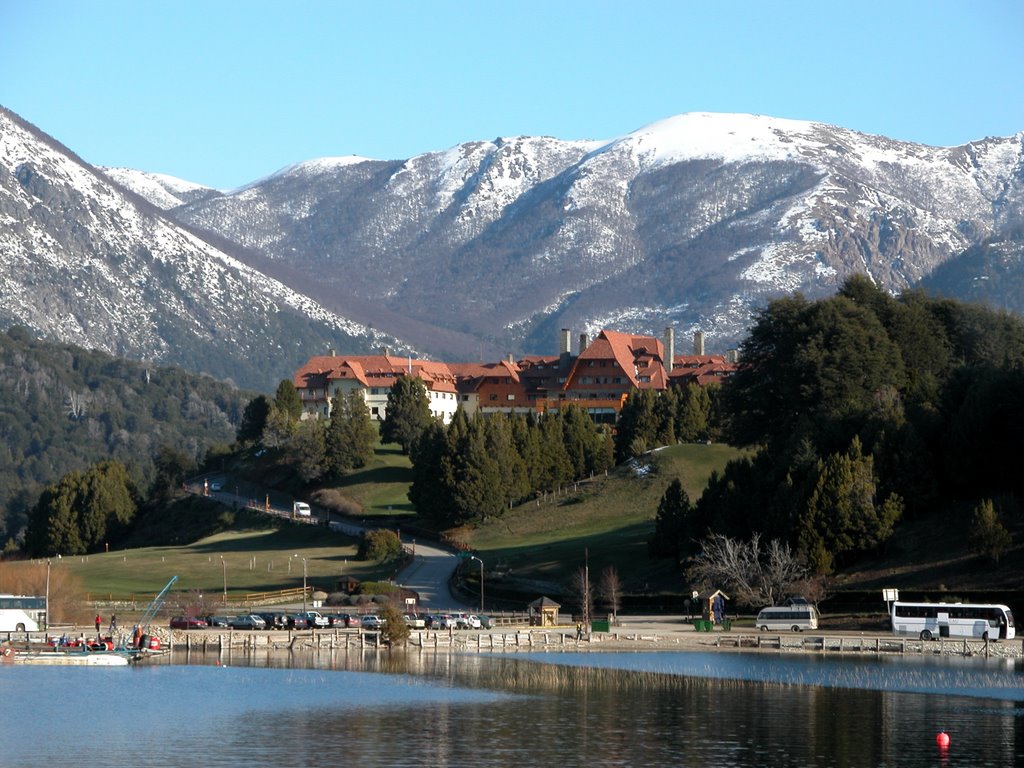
[100,166,213,209]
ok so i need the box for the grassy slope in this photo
[329,443,415,516]
[53,523,392,602]
[465,444,744,594]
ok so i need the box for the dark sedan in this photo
[228,614,267,630]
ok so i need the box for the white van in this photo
[755,605,819,632]
[293,501,311,518]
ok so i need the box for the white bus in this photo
[891,601,1015,642]
[755,605,819,632]
[0,595,46,632]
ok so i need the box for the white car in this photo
[403,614,426,629]
[360,615,383,630]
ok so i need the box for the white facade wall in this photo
[311,379,460,425]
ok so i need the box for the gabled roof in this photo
[294,355,458,393]
[567,329,667,389]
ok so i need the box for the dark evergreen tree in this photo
[408,421,454,524]
[24,461,137,556]
[274,379,303,421]
[650,478,692,561]
[676,383,711,442]
[380,375,433,454]
[484,414,530,507]
[237,395,271,444]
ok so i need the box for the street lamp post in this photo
[45,559,51,630]
[469,556,484,614]
[220,556,227,605]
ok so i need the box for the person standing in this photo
[109,615,117,634]
[95,614,102,633]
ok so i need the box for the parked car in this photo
[433,614,454,630]
[325,613,358,628]
[464,615,483,629]
[360,615,383,630]
[287,614,309,629]
[404,614,426,629]
[259,612,289,630]
[205,615,230,628]
[170,616,208,630]
[297,611,329,628]
[477,615,495,629]
[228,614,266,630]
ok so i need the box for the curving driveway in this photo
[394,538,473,611]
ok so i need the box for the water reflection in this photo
[3,648,1023,767]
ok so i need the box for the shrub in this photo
[357,529,402,561]
[310,488,364,517]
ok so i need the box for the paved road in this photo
[394,538,473,611]
[189,472,472,611]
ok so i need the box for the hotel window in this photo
[507,394,515,401]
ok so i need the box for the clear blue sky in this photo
[3,1,1022,190]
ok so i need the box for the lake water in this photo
[2,648,1023,767]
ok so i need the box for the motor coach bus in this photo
[0,595,46,632]
[890,601,1015,641]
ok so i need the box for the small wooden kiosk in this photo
[699,589,730,624]
[528,596,561,627]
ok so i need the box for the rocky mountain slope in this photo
[3,104,1022,375]
[141,112,1024,359]
[0,107,402,391]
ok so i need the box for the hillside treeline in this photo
[685,276,1024,572]
[0,326,251,548]
[407,406,614,527]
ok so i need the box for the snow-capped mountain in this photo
[154,112,1024,359]
[0,106,403,391]
[101,166,220,209]
[4,104,1023,374]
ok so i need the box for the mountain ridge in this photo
[3,105,1023,372]
[0,106,407,391]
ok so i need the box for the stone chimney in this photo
[559,328,571,355]
[381,345,391,357]
[663,327,675,371]
[328,348,336,357]
[693,331,705,356]
[579,333,589,354]
[726,348,740,364]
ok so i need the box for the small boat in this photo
[2,646,130,666]
[10,649,130,666]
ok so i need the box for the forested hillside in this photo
[691,276,1024,573]
[0,326,252,546]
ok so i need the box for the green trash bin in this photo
[693,620,703,631]
[722,619,732,632]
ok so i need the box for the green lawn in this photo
[329,443,415,517]
[26,442,741,609]
[55,525,391,602]
[466,443,745,591]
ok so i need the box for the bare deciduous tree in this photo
[64,389,89,420]
[567,566,593,623]
[687,533,808,609]
[597,565,622,620]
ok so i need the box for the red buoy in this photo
[936,731,950,748]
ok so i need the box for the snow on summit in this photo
[611,112,831,168]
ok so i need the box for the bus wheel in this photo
[759,626,768,632]
[792,625,801,632]
[15,623,25,632]
[920,630,932,641]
